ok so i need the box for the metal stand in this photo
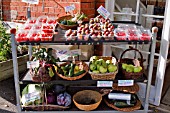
[11,32,22,113]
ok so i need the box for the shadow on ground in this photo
[0,109,16,113]
[0,78,16,104]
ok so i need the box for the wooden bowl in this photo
[73,90,102,111]
[57,15,78,30]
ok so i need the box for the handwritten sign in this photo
[97,81,113,87]
[27,60,39,69]
[97,5,110,19]
[22,0,39,4]
[118,80,134,86]
[65,4,75,12]
[23,91,41,103]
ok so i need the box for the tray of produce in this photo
[56,61,88,80]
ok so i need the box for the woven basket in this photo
[22,86,70,111]
[57,15,78,30]
[112,83,139,94]
[57,61,88,81]
[119,48,144,79]
[73,90,102,111]
[30,69,52,82]
[104,98,141,112]
[89,56,118,80]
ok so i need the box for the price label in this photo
[118,80,134,86]
[27,60,39,69]
[97,81,113,87]
[23,91,41,103]
[65,4,75,12]
[108,93,131,100]
[22,0,39,4]
[57,49,81,61]
[97,5,110,19]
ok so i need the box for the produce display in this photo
[59,12,87,26]
[16,16,57,42]
[57,61,86,78]
[89,56,118,74]
[21,84,43,106]
[31,48,59,82]
[46,84,71,107]
[122,63,142,73]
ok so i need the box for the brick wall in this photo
[2,0,106,21]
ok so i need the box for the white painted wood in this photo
[105,0,115,21]
[154,0,170,106]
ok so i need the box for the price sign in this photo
[27,60,39,69]
[22,0,39,4]
[97,5,110,19]
[97,81,113,87]
[65,4,75,12]
[23,91,41,103]
[118,80,134,86]
[57,49,81,61]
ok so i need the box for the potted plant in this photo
[0,21,29,81]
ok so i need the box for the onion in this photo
[47,92,55,104]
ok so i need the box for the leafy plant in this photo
[0,21,28,62]
[0,21,11,61]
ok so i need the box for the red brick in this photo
[81,0,95,2]
[81,8,95,15]
[48,8,55,13]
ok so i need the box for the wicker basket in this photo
[57,61,88,81]
[22,86,70,111]
[73,90,102,111]
[57,15,78,30]
[89,56,118,80]
[30,69,52,82]
[119,48,144,79]
[112,83,139,94]
[104,98,141,112]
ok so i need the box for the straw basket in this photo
[22,86,70,111]
[57,61,88,81]
[57,15,78,30]
[119,48,144,79]
[73,90,102,111]
[89,56,118,80]
[104,99,141,112]
[112,83,139,94]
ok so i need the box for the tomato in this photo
[29,20,36,24]
[140,33,150,41]
[34,37,41,42]
[29,37,34,41]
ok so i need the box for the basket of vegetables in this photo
[30,48,59,82]
[89,56,118,80]
[56,61,88,81]
[57,12,87,30]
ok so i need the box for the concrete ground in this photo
[0,65,170,113]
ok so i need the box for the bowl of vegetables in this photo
[56,61,88,80]
[57,13,87,30]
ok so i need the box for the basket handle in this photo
[119,47,144,66]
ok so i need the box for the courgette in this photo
[74,70,86,76]
[68,63,75,77]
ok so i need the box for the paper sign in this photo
[97,81,113,87]
[65,4,75,12]
[27,60,39,69]
[97,5,110,19]
[108,93,131,100]
[22,0,39,4]
[57,49,81,61]
[118,80,134,86]
[23,91,41,103]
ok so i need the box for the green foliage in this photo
[0,21,11,61]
